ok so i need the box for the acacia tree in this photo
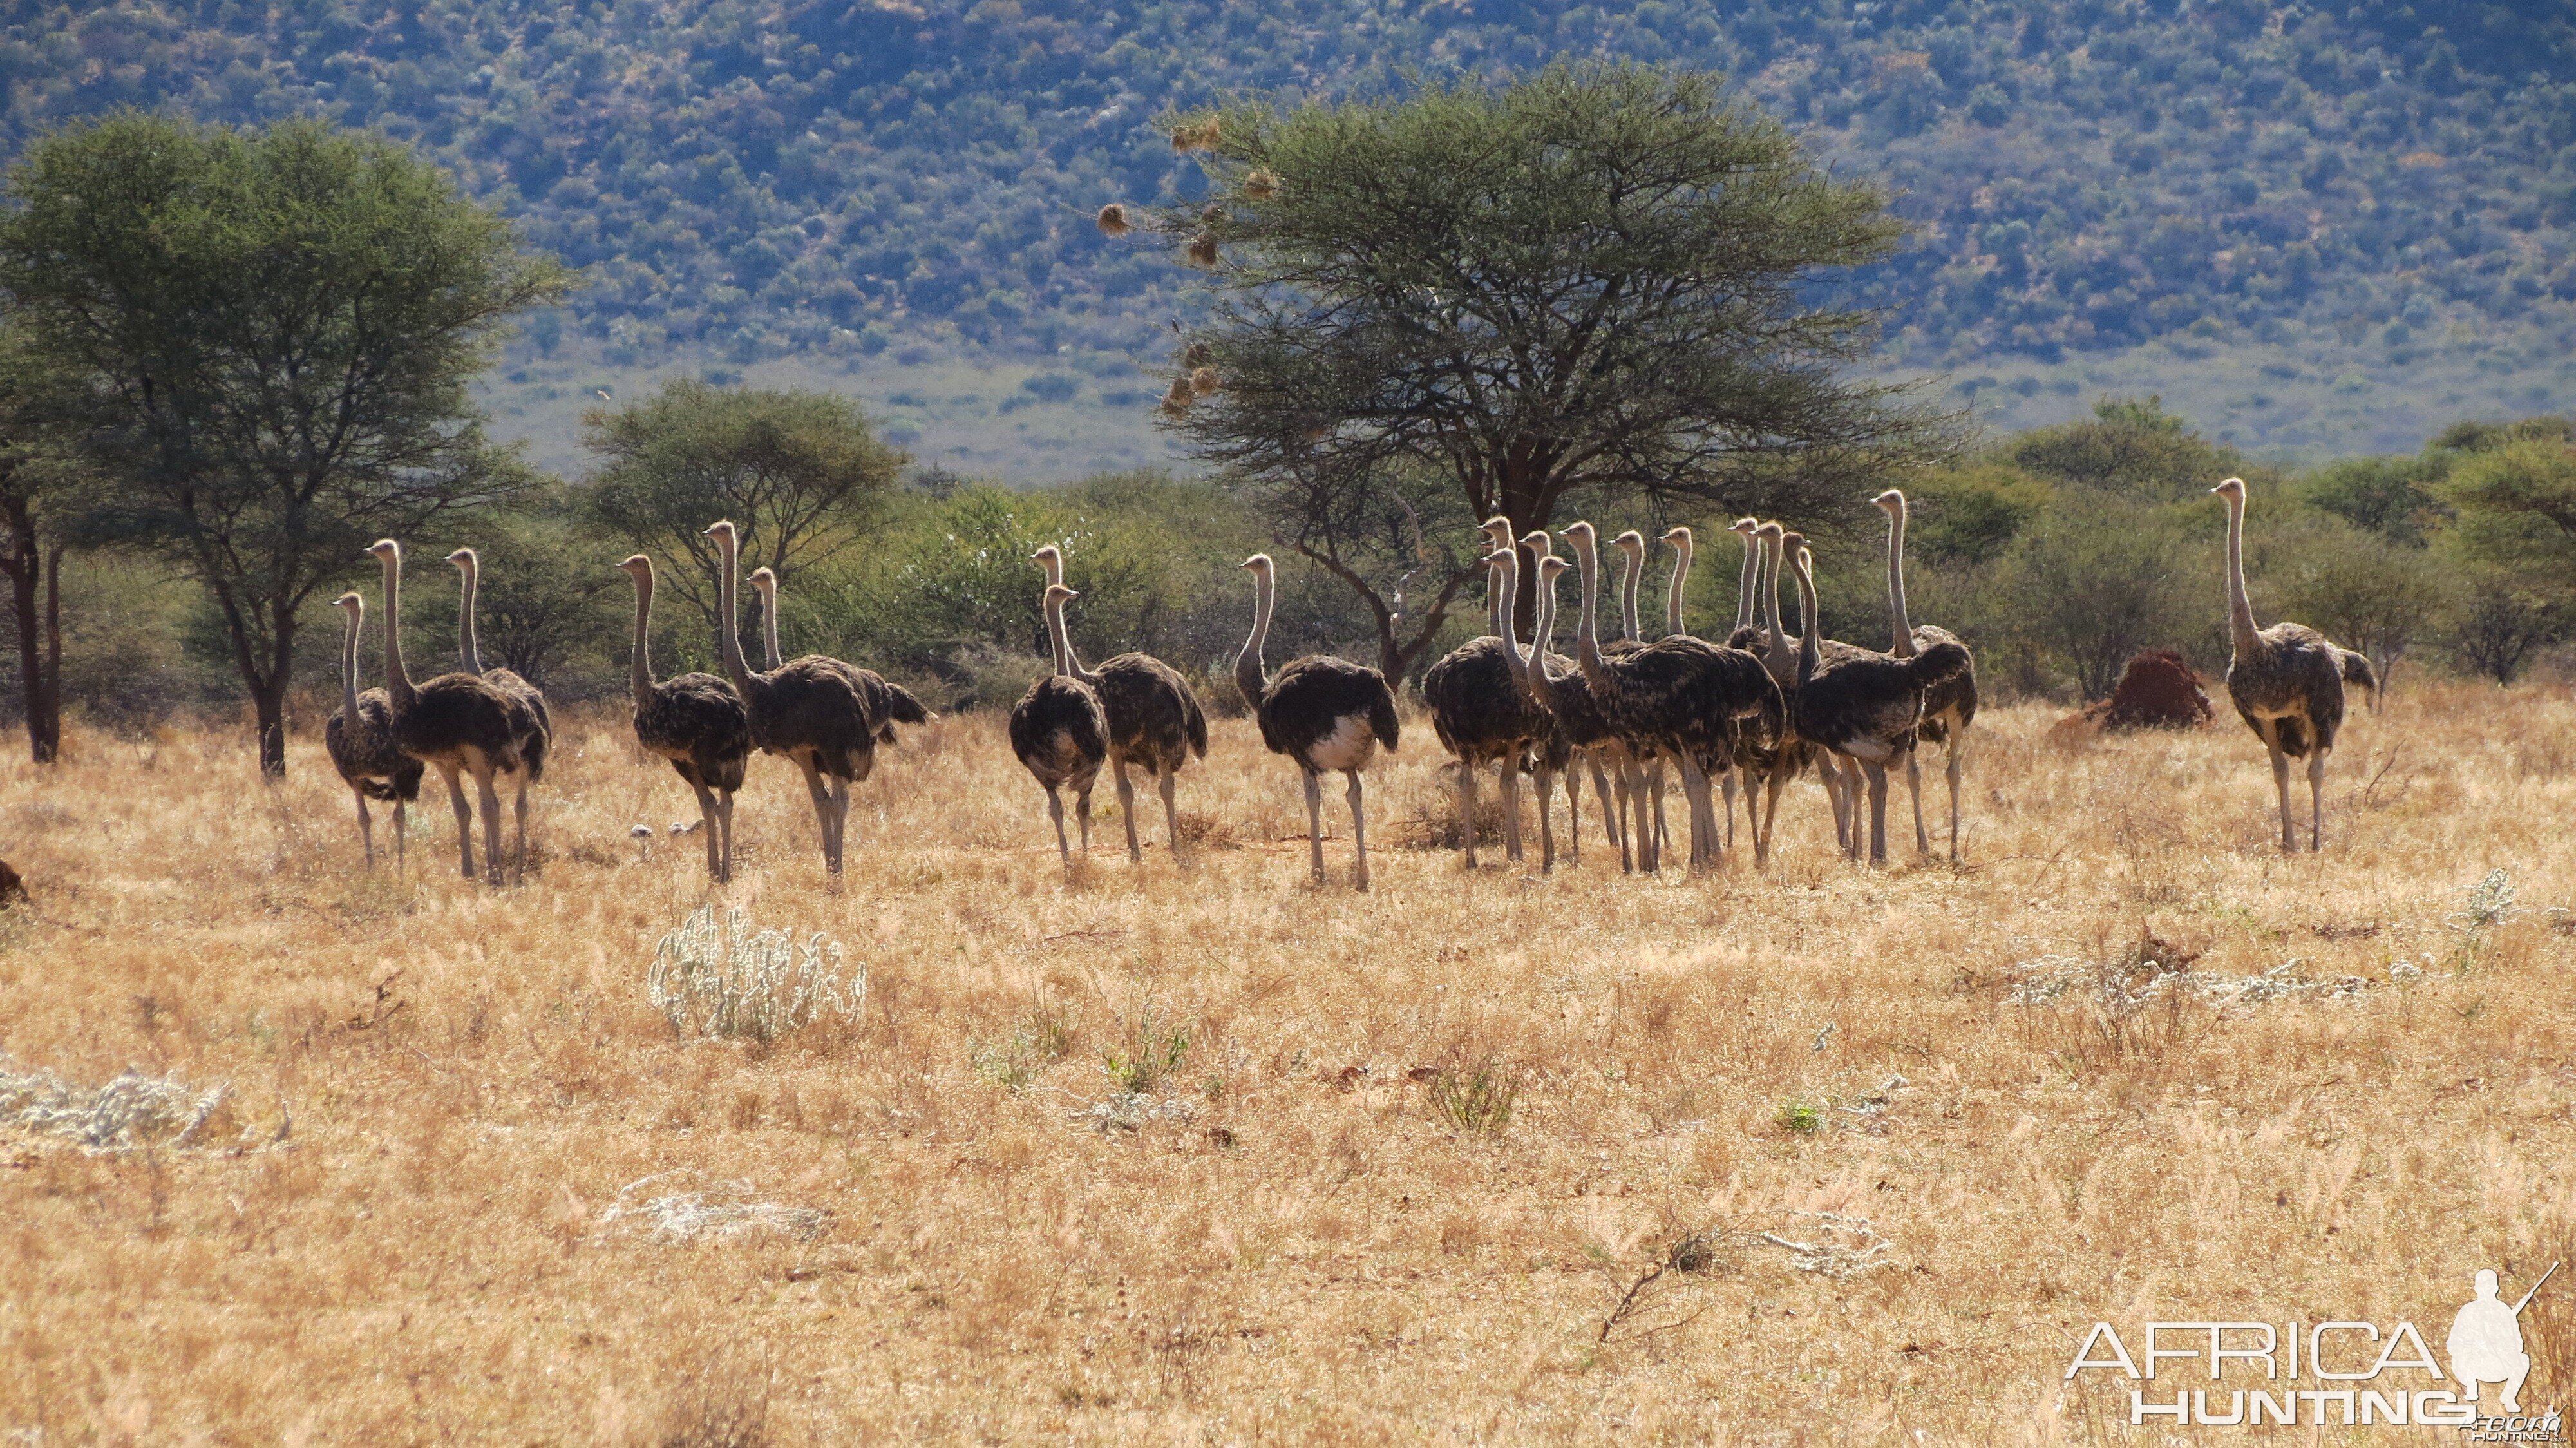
[1115,64,1954,678]
[0,325,83,762]
[0,115,569,774]
[580,379,905,640]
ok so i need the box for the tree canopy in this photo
[0,112,571,772]
[1122,63,1954,674]
[580,378,907,638]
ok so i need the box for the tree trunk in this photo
[0,498,59,764]
[32,542,61,762]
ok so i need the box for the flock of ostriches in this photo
[327,481,2374,889]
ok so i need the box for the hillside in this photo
[8,1,2576,472]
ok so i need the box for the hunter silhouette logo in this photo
[2453,1264,2555,1415]
[2063,1262,2563,1433]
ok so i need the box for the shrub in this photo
[648,906,862,1043]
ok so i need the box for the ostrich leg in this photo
[1862,760,1891,866]
[354,791,376,868]
[1045,785,1071,867]
[513,777,532,882]
[1457,756,1482,868]
[795,758,838,872]
[2265,730,2295,852]
[1346,771,1371,891]
[715,793,735,882]
[1301,769,1327,883]
[1943,734,1965,861]
[1157,767,1184,865]
[1499,759,1524,864]
[1722,770,1738,850]
[690,782,722,878]
[393,799,407,875]
[440,765,477,879]
[1533,760,1557,873]
[2307,747,2329,852]
[473,766,506,886]
[1113,757,1142,863]
[1075,786,1094,853]
[1905,748,1929,855]
[829,776,851,865]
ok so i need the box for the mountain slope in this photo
[7,0,2574,461]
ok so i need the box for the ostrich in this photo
[617,555,751,882]
[1561,522,1779,873]
[1009,582,1110,871]
[1235,553,1400,889]
[1605,528,1670,862]
[749,566,928,747]
[705,520,923,875]
[324,591,422,870]
[1421,519,1555,869]
[1742,520,1850,857]
[2211,477,2376,851]
[446,548,551,876]
[1030,544,1208,864]
[1661,522,1755,850]
[1783,535,1971,866]
[1503,533,1647,872]
[1723,518,1766,652]
[368,540,529,886]
[1873,490,1978,861]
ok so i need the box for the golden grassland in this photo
[3,681,2573,1444]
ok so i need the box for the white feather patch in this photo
[1303,714,1379,772]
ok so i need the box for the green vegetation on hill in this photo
[7,0,2571,438]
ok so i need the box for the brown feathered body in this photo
[483,667,551,783]
[1090,653,1207,775]
[1010,674,1109,794]
[1255,656,1400,773]
[632,671,751,795]
[393,672,527,776]
[2225,623,2362,758]
[1793,642,1972,765]
[327,689,423,803]
[1910,624,1978,747]
[743,656,893,783]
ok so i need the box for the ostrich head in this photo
[1783,531,1808,567]
[1240,553,1273,576]
[1559,520,1596,550]
[703,520,737,546]
[1754,520,1783,546]
[334,591,364,617]
[1478,516,1513,551]
[617,554,652,581]
[1660,525,1691,551]
[1728,517,1759,538]
[1872,489,1906,515]
[1611,529,1645,562]
[445,546,478,574]
[367,539,401,564]
[1538,555,1569,589]
[1519,529,1552,558]
[2209,476,2247,502]
[1045,584,1079,607]
[749,567,777,600]
[1031,544,1061,570]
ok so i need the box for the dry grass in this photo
[2,682,2573,1442]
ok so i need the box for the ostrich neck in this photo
[1486,550,1508,639]
[1573,533,1607,685]
[1886,504,1918,658]
[339,608,362,717]
[2223,493,2262,658]
[379,552,413,709]
[457,562,485,675]
[1234,569,1273,706]
[1616,546,1642,643]
[1761,535,1789,663]
[1733,535,1756,634]
[629,569,656,704]
[1528,568,1562,712]
[1792,556,1822,682]
[1495,548,1528,687]
[1664,538,1691,638]
[1044,591,1092,683]
[714,534,757,692]
[756,586,782,670]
